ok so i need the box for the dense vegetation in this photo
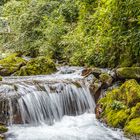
[0,0,140,67]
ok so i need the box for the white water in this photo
[6,113,128,140]
[0,66,129,140]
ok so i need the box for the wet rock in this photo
[116,67,140,79]
[91,67,102,78]
[99,73,113,87]
[82,67,102,78]
[95,104,102,119]
[89,79,102,103]
[90,80,102,93]
[81,68,92,77]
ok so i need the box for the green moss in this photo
[0,76,2,81]
[98,79,140,134]
[15,57,56,76]
[119,80,140,107]
[116,67,140,79]
[100,79,140,107]
[99,89,120,108]
[127,103,140,121]
[0,125,8,133]
[99,73,113,86]
[99,73,111,82]
[99,94,128,128]
[0,53,26,76]
[106,109,129,128]
[124,118,140,135]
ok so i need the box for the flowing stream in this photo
[0,66,128,140]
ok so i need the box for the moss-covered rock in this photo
[0,76,2,81]
[116,67,140,79]
[0,125,8,133]
[91,67,102,78]
[15,57,56,76]
[119,80,140,107]
[127,103,140,121]
[99,73,113,87]
[97,79,140,136]
[0,54,26,76]
[124,118,140,135]
[106,109,129,128]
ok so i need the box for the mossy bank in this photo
[97,79,140,138]
[0,54,57,76]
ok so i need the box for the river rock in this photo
[81,68,92,77]
[99,73,113,87]
[91,67,102,78]
[116,67,140,79]
[89,79,102,103]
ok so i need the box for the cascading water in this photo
[0,66,128,140]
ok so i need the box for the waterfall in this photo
[3,67,128,140]
[0,67,95,125]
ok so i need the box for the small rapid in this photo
[6,113,128,140]
[0,66,129,140]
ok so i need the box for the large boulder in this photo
[0,54,26,76]
[116,67,140,79]
[97,79,140,136]
[15,57,56,76]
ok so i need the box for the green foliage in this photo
[0,0,140,67]
[61,0,140,67]
[0,0,10,6]
[111,101,126,111]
